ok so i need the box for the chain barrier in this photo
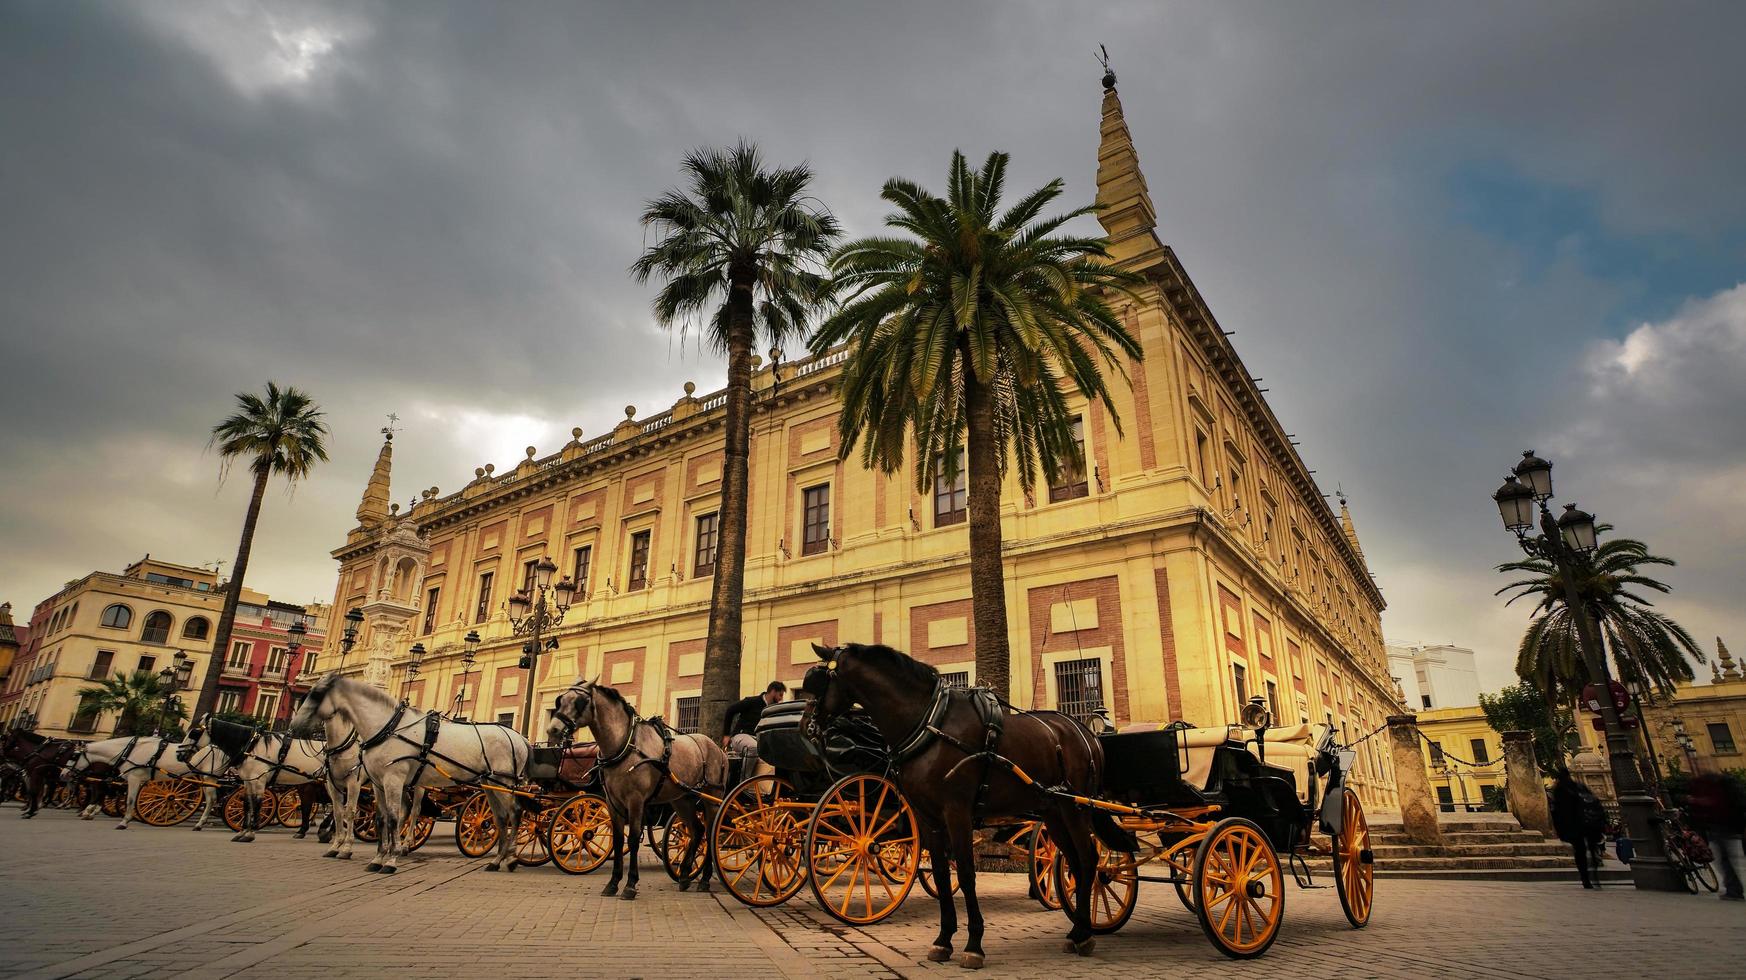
[1338,721,1389,752]
[1417,729,1501,769]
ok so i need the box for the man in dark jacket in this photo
[721,681,787,750]
[1685,764,1746,900]
[1551,769,1607,889]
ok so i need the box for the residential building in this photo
[1415,705,1508,812]
[325,75,1401,809]
[1388,641,1481,711]
[0,557,326,736]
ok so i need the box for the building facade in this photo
[0,557,327,737]
[1415,705,1509,812]
[1573,638,1746,795]
[326,78,1401,808]
[1388,641,1482,712]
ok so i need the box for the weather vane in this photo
[1096,44,1115,90]
[382,412,401,441]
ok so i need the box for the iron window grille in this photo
[676,696,701,734]
[1053,658,1104,721]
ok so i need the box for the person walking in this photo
[1551,769,1607,889]
[1685,763,1746,901]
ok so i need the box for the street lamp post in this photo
[453,630,481,719]
[505,557,575,738]
[1492,450,1684,891]
[275,618,309,731]
[156,651,195,736]
[335,607,364,674]
[403,643,426,704]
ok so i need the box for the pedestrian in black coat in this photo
[1551,769,1607,889]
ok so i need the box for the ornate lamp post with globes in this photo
[155,651,195,736]
[1492,450,1683,891]
[403,643,426,703]
[506,557,575,738]
[452,630,481,720]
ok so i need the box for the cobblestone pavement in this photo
[2,806,1741,979]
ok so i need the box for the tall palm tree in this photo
[77,670,186,737]
[1497,525,1703,707]
[631,141,840,738]
[811,151,1142,697]
[191,383,329,720]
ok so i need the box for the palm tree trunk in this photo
[963,363,1013,699]
[699,267,757,740]
[192,466,271,720]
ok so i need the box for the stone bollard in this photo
[1503,731,1553,835]
[1387,714,1444,846]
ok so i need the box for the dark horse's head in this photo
[806,641,940,730]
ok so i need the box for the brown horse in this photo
[806,642,1119,968]
[1,729,79,818]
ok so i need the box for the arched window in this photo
[100,604,133,630]
[182,617,210,641]
[141,611,173,645]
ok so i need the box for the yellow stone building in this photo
[326,79,1401,808]
[1574,638,1746,786]
[1414,706,1509,812]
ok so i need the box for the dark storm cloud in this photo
[1,1,1741,685]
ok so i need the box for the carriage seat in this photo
[1113,723,1238,792]
[1241,724,1331,805]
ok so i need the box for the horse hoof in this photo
[379,865,397,875]
[114,824,128,830]
[337,853,352,860]
[678,880,691,893]
[323,851,338,858]
[695,881,711,894]
[505,861,518,874]
[191,824,202,832]
[928,946,953,963]
[366,863,382,872]
[1059,939,1094,957]
[621,887,638,901]
[602,884,619,897]
[231,834,246,843]
[959,953,985,970]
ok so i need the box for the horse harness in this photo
[555,686,704,799]
[360,703,522,790]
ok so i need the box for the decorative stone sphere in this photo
[474,467,485,478]
[525,445,537,459]
[624,405,636,419]
[484,463,495,475]
[571,426,583,440]
[683,381,695,395]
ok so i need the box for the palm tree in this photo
[1497,525,1703,707]
[191,383,330,720]
[631,141,840,738]
[811,151,1142,697]
[77,670,186,737]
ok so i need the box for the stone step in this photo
[1303,854,1592,871]
[1372,831,1553,847]
[1369,842,1572,859]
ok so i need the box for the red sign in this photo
[1580,681,1630,715]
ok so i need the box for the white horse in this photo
[291,674,528,873]
[179,716,335,844]
[67,735,223,830]
[547,678,728,900]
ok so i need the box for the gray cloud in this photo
[1,1,1741,689]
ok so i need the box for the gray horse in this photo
[291,675,528,874]
[547,679,728,900]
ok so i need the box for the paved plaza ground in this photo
[1,806,1741,979]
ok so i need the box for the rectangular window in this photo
[227,640,252,670]
[137,655,156,675]
[1429,741,1446,765]
[1050,416,1091,502]
[694,513,720,577]
[1265,680,1280,722]
[941,671,971,690]
[1435,785,1455,812]
[1709,722,1737,754]
[1470,738,1491,765]
[802,484,831,555]
[676,696,702,734]
[627,530,652,590]
[1053,658,1104,720]
[254,691,280,723]
[1232,663,1248,706]
[216,689,244,715]
[422,586,440,635]
[497,711,516,728]
[301,652,318,676]
[89,651,114,680]
[266,646,289,675]
[475,571,495,623]
[934,449,967,527]
[572,546,592,595]
[1421,694,1433,709]
[522,558,540,592]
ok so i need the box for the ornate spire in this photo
[0,602,16,647]
[1094,50,1164,265]
[356,431,393,527]
[1720,636,1741,681]
[1338,493,1365,560]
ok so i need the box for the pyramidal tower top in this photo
[1094,49,1165,266]
[1338,493,1366,561]
[356,429,394,527]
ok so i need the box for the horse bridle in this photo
[552,683,647,768]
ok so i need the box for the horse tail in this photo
[1091,810,1137,852]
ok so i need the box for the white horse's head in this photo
[289,673,341,736]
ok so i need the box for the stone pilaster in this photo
[1502,730,1552,835]
[1387,714,1444,845]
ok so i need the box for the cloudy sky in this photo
[2,1,1742,692]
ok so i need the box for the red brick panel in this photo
[477,518,510,554]
[1026,576,1129,721]
[449,669,480,718]
[488,665,522,722]
[685,451,725,496]
[776,620,838,691]
[1128,326,1156,469]
[1154,569,1183,721]
[568,488,608,527]
[666,637,706,690]
[622,468,666,515]
[908,598,974,670]
[600,646,647,707]
[518,504,555,549]
[1253,612,1277,671]
[1287,639,1307,694]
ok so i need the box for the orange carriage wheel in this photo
[352,794,380,843]
[546,793,612,875]
[917,848,960,898]
[712,775,807,907]
[513,807,552,866]
[454,790,500,858]
[804,773,920,925]
[136,778,204,827]
[1052,837,1138,934]
[400,810,437,852]
[222,788,250,832]
[1192,817,1284,959]
[100,787,125,818]
[660,810,705,883]
[1332,788,1374,928]
[275,788,306,828]
[1167,844,1199,913]
[1027,825,1061,910]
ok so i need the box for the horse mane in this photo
[333,675,401,711]
[848,642,941,689]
